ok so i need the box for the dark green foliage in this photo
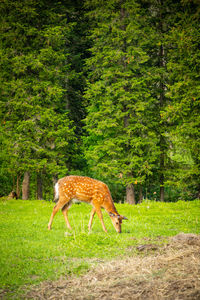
[164,0,200,199]
[84,0,159,194]
[0,0,86,195]
[83,0,200,201]
[0,0,199,200]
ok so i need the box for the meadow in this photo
[0,199,199,298]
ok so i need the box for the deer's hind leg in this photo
[48,193,72,230]
[48,201,64,230]
[62,202,72,230]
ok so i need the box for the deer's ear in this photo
[121,215,128,220]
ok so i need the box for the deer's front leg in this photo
[88,207,96,231]
[95,206,108,233]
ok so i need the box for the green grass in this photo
[0,199,200,295]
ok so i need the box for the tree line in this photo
[0,0,199,203]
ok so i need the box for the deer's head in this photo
[109,213,128,233]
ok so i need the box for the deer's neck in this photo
[103,195,119,215]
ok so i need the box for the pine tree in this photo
[165,0,200,199]
[139,0,188,201]
[0,0,76,197]
[84,0,159,203]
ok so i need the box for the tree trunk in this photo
[16,174,21,199]
[126,183,136,204]
[12,175,15,192]
[22,171,30,200]
[159,38,165,202]
[160,185,164,201]
[159,134,165,202]
[138,184,143,203]
[160,163,165,202]
[37,173,43,200]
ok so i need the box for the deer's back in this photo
[58,176,110,204]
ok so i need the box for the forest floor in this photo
[24,233,200,300]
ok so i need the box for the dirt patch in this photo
[15,234,200,299]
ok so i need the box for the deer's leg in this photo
[48,202,63,230]
[95,206,108,233]
[88,207,96,231]
[62,203,72,230]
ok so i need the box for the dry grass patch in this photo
[24,233,200,300]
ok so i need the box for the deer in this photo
[48,175,127,233]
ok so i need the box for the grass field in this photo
[0,199,199,298]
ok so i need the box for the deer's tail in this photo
[54,182,59,202]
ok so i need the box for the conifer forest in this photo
[0,0,199,203]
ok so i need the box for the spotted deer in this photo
[48,175,127,233]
